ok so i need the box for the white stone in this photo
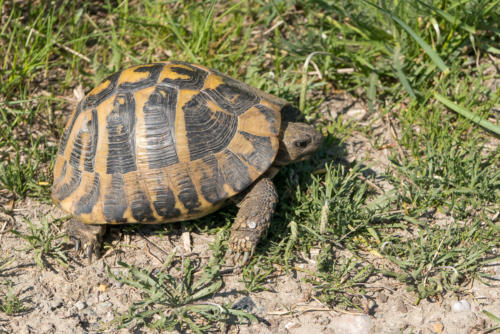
[247,221,257,229]
[452,300,471,312]
[344,108,367,121]
[74,301,86,311]
[332,314,372,334]
[96,301,112,314]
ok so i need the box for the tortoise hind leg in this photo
[227,177,278,265]
[65,218,106,261]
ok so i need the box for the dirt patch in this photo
[1,200,498,333]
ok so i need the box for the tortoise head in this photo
[275,122,323,166]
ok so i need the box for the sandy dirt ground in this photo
[0,196,498,334]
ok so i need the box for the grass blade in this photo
[363,0,450,73]
[415,0,476,34]
[300,51,333,111]
[482,310,500,324]
[393,45,416,98]
[367,72,378,113]
[163,11,198,63]
[434,93,500,135]
[194,0,216,54]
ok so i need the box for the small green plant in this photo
[379,220,497,302]
[10,217,68,268]
[0,258,25,316]
[0,281,25,316]
[241,263,275,293]
[108,249,256,333]
[306,251,375,309]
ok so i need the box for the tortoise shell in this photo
[52,61,288,225]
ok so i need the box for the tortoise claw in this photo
[94,242,101,259]
[225,248,252,267]
[86,244,93,262]
[65,219,106,263]
[241,251,250,266]
[71,236,81,252]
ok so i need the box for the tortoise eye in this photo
[294,139,311,148]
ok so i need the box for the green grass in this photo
[10,217,69,268]
[0,281,25,316]
[108,247,256,332]
[0,0,498,330]
[0,258,25,316]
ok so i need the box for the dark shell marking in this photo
[102,174,128,223]
[105,93,137,174]
[184,92,238,161]
[74,173,100,215]
[143,86,179,169]
[52,61,284,225]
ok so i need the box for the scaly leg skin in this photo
[65,218,106,262]
[227,177,278,266]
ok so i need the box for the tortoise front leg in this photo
[228,177,278,265]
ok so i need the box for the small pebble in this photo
[452,300,471,312]
[284,321,299,330]
[431,322,444,333]
[395,299,407,313]
[233,296,256,313]
[332,314,371,334]
[344,108,367,121]
[74,301,87,311]
[98,293,110,302]
[104,311,114,321]
[376,292,388,304]
[96,301,113,314]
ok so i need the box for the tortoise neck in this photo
[265,165,281,178]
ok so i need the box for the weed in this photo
[379,219,497,301]
[108,250,255,333]
[0,281,24,316]
[0,258,25,316]
[10,217,68,268]
[241,264,275,293]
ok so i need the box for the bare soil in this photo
[1,197,498,334]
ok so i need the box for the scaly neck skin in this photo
[265,165,281,178]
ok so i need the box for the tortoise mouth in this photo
[300,154,313,162]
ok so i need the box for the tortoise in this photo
[52,61,322,264]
